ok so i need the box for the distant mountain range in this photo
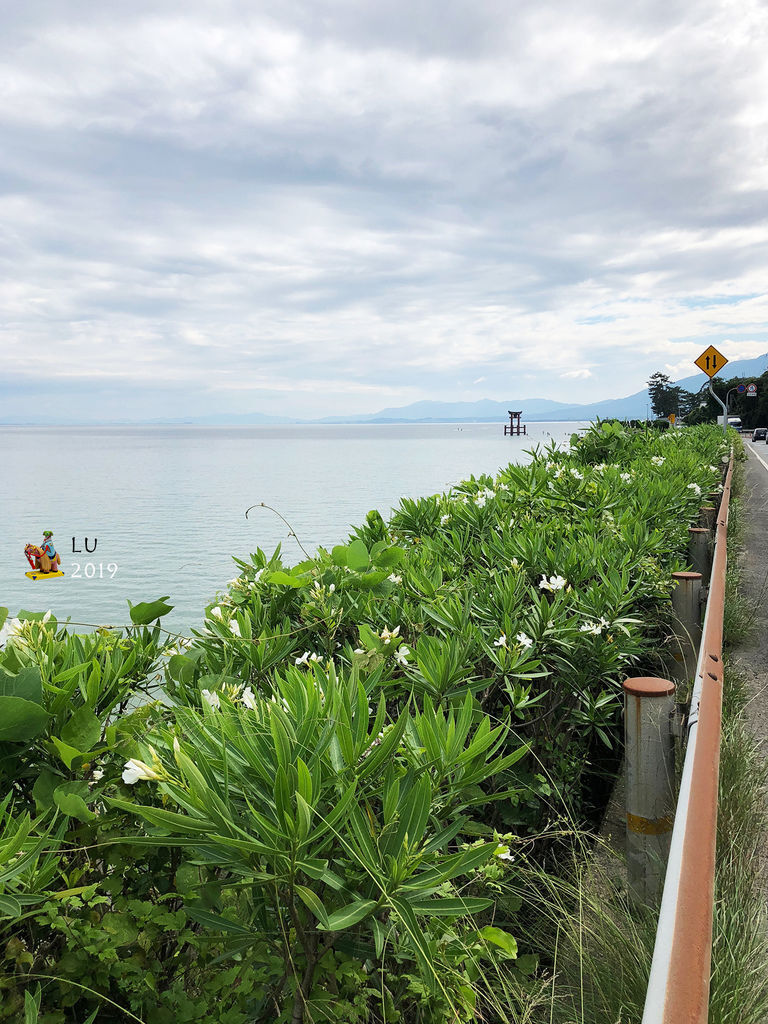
[5,354,767,426]
[313,353,768,424]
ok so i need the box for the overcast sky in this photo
[2,0,767,420]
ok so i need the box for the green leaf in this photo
[53,782,96,823]
[0,697,49,742]
[477,925,518,957]
[0,667,42,704]
[265,571,305,589]
[60,706,102,752]
[127,597,173,624]
[409,897,492,917]
[295,885,330,928]
[346,540,370,572]
[515,953,538,975]
[24,988,39,1024]
[32,771,60,813]
[0,894,22,919]
[321,898,378,931]
[50,737,87,771]
[331,545,348,567]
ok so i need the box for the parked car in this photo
[752,427,767,441]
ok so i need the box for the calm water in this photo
[1,422,583,632]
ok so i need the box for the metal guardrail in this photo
[641,453,734,1023]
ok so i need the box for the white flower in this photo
[353,647,365,654]
[620,472,632,483]
[494,844,515,862]
[210,606,224,620]
[687,483,702,496]
[230,620,241,637]
[380,625,400,645]
[270,694,290,711]
[440,514,450,526]
[388,573,402,584]
[580,622,602,635]
[173,737,181,754]
[42,610,52,623]
[241,686,258,710]
[201,688,221,710]
[92,769,104,782]
[651,456,665,466]
[516,632,533,649]
[122,759,161,785]
[475,495,487,508]
[253,568,264,582]
[394,645,410,667]
[570,469,584,481]
[295,651,311,665]
[313,580,321,591]
[539,574,567,592]
[329,583,336,593]
[309,652,322,662]
[493,634,508,648]
[510,558,520,568]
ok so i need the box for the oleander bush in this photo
[0,423,731,1022]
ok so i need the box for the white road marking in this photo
[747,442,768,473]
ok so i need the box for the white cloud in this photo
[1,0,767,419]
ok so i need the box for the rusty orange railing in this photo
[642,452,733,1023]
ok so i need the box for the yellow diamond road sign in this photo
[694,345,728,378]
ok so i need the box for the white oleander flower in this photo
[510,557,520,568]
[295,652,311,665]
[394,645,410,666]
[210,606,224,620]
[122,759,161,785]
[229,620,241,637]
[201,689,220,710]
[241,686,258,710]
[388,573,402,584]
[440,514,450,526]
[651,456,665,466]
[494,844,514,861]
[42,610,52,623]
[687,483,702,496]
[329,583,336,593]
[516,632,533,649]
[494,634,508,648]
[620,472,632,483]
[539,574,567,592]
[353,647,365,654]
[380,625,400,645]
[91,769,104,782]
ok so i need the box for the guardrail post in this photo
[623,677,676,904]
[688,527,711,585]
[666,571,703,683]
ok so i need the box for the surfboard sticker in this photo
[25,570,65,580]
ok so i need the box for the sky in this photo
[2,0,768,421]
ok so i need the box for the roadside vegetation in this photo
[518,444,768,1024]
[0,422,731,1023]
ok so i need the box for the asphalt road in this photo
[735,444,768,754]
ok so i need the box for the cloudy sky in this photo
[2,0,768,421]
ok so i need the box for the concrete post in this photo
[666,571,703,684]
[699,506,716,533]
[688,527,711,585]
[623,676,676,904]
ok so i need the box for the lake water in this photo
[1,422,584,633]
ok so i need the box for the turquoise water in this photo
[1,422,583,633]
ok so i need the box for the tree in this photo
[646,372,694,418]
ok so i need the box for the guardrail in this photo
[636,452,733,1023]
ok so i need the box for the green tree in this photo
[646,372,694,418]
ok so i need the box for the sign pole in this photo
[710,383,727,437]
